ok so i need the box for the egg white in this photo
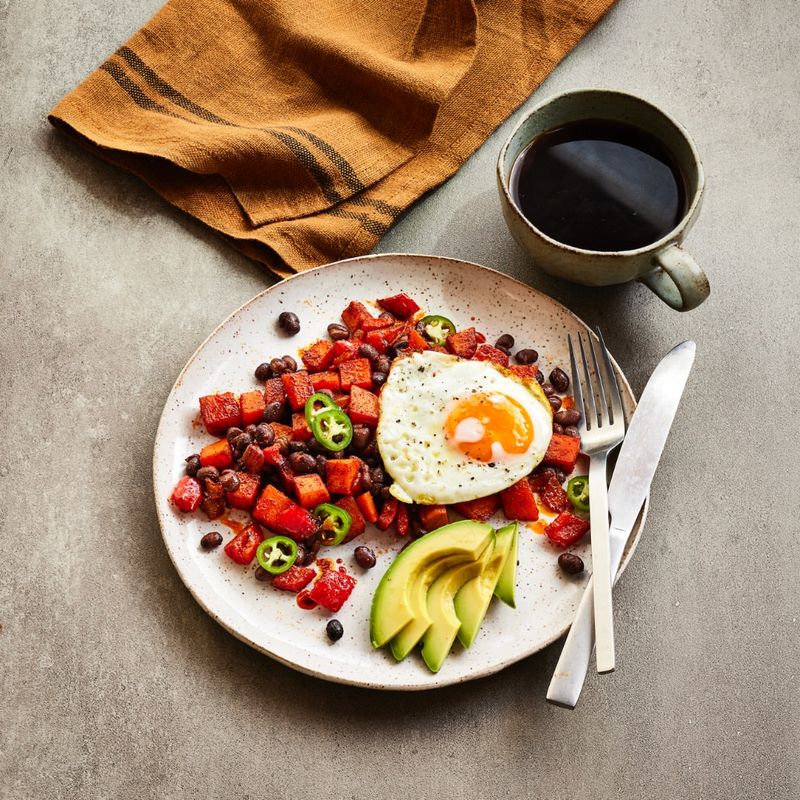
[376,351,553,505]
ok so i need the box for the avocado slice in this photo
[370,520,494,648]
[420,542,494,672]
[493,522,519,608]
[454,523,517,648]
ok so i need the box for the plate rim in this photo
[152,252,648,690]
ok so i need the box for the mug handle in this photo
[640,244,710,311]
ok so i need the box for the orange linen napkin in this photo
[50,0,616,278]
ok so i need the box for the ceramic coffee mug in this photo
[497,89,710,311]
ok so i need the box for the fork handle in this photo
[590,454,615,673]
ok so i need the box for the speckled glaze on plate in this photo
[153,254,646,690]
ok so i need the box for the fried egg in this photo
[376,351,553,505]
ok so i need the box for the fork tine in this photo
[567,334,586,429]
[596,327,623,426]
[577,333,598,430]
[588,334,609,427]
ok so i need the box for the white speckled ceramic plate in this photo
[153,254,645,690]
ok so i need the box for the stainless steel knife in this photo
[546,340,696,708]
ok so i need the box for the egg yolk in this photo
[444,393,533,462]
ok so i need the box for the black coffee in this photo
[510,119,686,252]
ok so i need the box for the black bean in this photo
[184,454,201,476]
[326,619,344,642]
[289,452,317,475]
[361,440,378,461]
[535,370,544,385]
[379,486,393,501]
[496,345,511,356]
[196,466,220,483]
[295,544,307,566]
[288,440,308,454]
[542,383,555,397]
[219,470,240,492]
[307,535,322,563]
[232,433,252,455]
[558,553,584,575]
[378,311,394,321]
[245,424,258,438]
[354,546,376,569]
[375,355,390,375]
[314,456,327,479]
[278,311,301,335]
[370,467,386,487]
[554,408,581,426]
[549,367,570,393]
[254,362,272,381]
[552,423,564,435]
[564,425,580,438]
[269,357,287,376]
[255,423,275,447]
[327,323,350,341]
[548,395,563,412]
[515,348,538,364]
[200,531,223,550]
[264,401,284,423]
[388,340,409,359]
[351,424,372,453]
[495,333,515,351]
[358,343,380,363]
[532,465,558,480]
[254,566,271,582]
[372,372,387,388]
[553,468,568,483]
[226,427,244,445]
[282,355,297,373]
[307,438,328,455]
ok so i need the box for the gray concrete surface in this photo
[2,1,799,798]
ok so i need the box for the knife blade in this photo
[546,340,696,708]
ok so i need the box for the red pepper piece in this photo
[291,411,313,442]
[306,566,357,612]
[348,386,380,426]
[325,458,361,495]
[225,471,261,510]
[382,323,407,345]
[239,390,266,426]
[198,392,242,435]
[300,339,335,373]
[360,317,393,333]
[271,565,317,593]
[311,370,341,392]
[224,522,264,565]
[335,495,366,540]
[510,364,540,381]
[377,293,421,320]
[500,479,539,521]
[170,476,202,513]
[297,590,318,609]
[453,494,500,521]
[252,484,293,528]
[263,377,287,407]
[395,502,410,536]
[341,301,374,331]
[294,473,331,509]
[474,344,510,367]
[376,496,398,531]
[355,491,378,524]
[338,358,372,391]
[545,512,590,548]
[331,339,359,365]
[474,331,487,343]
[273,504,319,542]
[536,473,569,513]
[542,433,581,474]
[418,504,449,531]
[199,439,233,470]
[446,328,478,359]
[364,329,389,354]
[281,371,314,411]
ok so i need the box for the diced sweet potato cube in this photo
[225,472,261,510]
[294,473,331,509]
[446,328,477,359]
[311,371,341,392]
[263,378,286,406]
[240,390,266,425]
[453,494,500,521]
[300,339,335,373]
[339,358,372,391]
[331,339,359,365]
[406,327,428,351]
[270,422,292,442]
[355,492,378,524]
[291,412,313,442]
[333,393,350,409]
[510,364,540,380]
[341,300,374,331]
[336,495,366,541]
[474,344,510,367]
[199,439,233,470]
[542,433,581,474]
[418,504,449,531]
[500,479,539,521]
[252,484,293,529]
[281,371,314,411]
[348,386,380,426]
[325,458,361,495]
[199,392,242,435]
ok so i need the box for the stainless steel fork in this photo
[568,329,625,673]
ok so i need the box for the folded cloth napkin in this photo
[50,0,616,278]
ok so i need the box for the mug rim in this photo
[497,87,705,258]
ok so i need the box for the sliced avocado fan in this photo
[493,521,519,608]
